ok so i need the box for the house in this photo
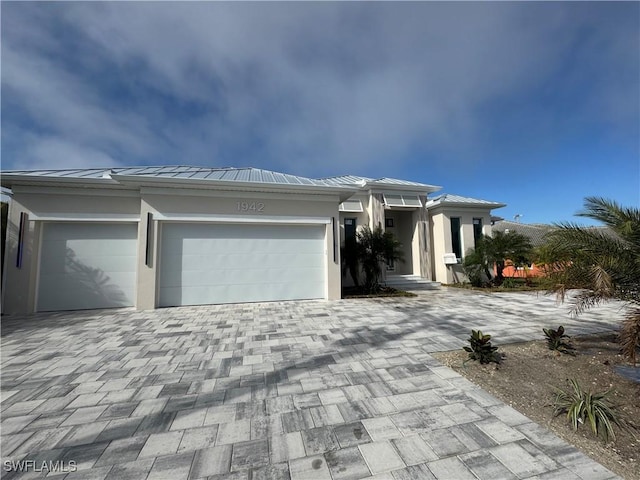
[1,166,505,314]
[491,220,554,278]
[425,194,506,284]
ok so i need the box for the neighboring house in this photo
[491,220,554,278]
[1,166,505,314]
[425,194,506,284]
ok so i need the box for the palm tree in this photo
[483,231,533,285]
[462,232,532,286]
[543,197,640,364]
[356,225,404,293]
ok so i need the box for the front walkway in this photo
[1,289,624,479]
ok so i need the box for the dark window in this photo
[473,218,483,247]
[345,218,357,243]
[451,217,462,259]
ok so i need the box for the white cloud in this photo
[1,2,637,176]
[19,135,122,171]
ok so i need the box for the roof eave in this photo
[365,181,442,194]
[1,174,120,189]
[426,201,506,210]
[110,174,359,201]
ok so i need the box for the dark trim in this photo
[145,212,153,266]
[332,217,337,263]
[16,212,27,268]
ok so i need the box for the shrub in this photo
[501,278,518,289]
[356,225,404,294]
[553,379,620,442]
[462,248,489,287]
[464,330,501,364]
[543,326,576,355]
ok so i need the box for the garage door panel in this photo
[159,223,326,306]
[38,223,137,312]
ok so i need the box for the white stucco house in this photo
[1,166,505,314]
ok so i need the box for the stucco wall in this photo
[429,206,494,284]
[142,188,343,307]
[3,185,343,314]
[3,187,141,314]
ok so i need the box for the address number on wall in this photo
[237,201,265,212]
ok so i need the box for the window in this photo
[451,217,462,259]
[385,218,394,228]
[344,218,357,243]
[473,218,483,247]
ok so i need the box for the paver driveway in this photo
[1,288,625,480]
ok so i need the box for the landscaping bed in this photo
[433,332,640,480]
[342,286,417,299]
[444,278,548,293]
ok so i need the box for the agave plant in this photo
[463,330,501,364]
[553,379,620,442]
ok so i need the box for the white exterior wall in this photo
[428,206,494,284]
[3,184,343,314]
[3,186,140,314]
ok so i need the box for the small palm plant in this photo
[543,326,576,355]
[356,225,404,293]
[553,379,620,442]
[464,330,501,364]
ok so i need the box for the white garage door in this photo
[159,223,326,307]
[38,223,138,312]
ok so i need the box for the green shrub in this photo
[463,330,501,364]
[553,379,619,442]
[543,326,576,355]
[501,278,518,289]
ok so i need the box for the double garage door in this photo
[37,222,326,311]
[159,223,326,307]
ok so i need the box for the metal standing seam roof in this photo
[2,166,443,192]
[320,174,441,190]
[1,166,334,187]
[425,193,506,208]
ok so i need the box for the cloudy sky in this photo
[2,2,638,223]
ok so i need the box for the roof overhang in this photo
[109,174,359,202]
[365,181,441,195]
[1,173,130,191]
[426,201,506,210]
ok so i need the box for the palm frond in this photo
[577,197,640,247]
[539,198,640,362]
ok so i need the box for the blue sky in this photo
[2,2,638,224]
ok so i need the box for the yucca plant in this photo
[553,379,620,442]
[543,326,575,355]
[464,330,501,364]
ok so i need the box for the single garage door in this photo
[38,223,138,312]
[159,223,326,307]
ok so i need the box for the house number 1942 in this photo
[237,201,265,212]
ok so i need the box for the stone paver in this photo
[1,288,623,479]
